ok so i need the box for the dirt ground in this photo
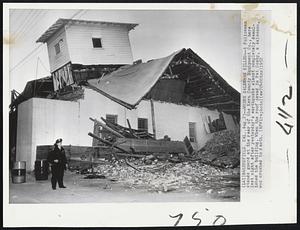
[9,168,240,203]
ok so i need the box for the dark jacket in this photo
[47,145,67,169]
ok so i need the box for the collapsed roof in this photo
[86,48,240,114]
[11,48,240,116]
[87,49,182,109]
[10,76,54,109]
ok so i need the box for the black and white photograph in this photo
[8,8,241,203]
[3,3,297,228]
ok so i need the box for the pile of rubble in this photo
[195,130,240,168]
[69,118,240,198]
[92,160,239,196]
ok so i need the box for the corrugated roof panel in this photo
[87,49,184,109]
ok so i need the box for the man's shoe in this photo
[52,187,56,190]
[59,186,66,188]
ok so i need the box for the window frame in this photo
[54,42,61,55]
[106,114,118,125]
[92,37,103,48]
[137,118,148,132]
[207,112,227,133]
[188,122,197,143]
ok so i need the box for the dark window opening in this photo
[106,114,118,124]
[189,122,196,142]
[208,112,227,133]
[92,38,102,48]
[138,118,148,132]
[54,43,61,55]
[99,114,118,141]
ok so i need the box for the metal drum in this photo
[35,160,49,180]
[11,161,26,183]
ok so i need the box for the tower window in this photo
[92,38,102,48]
[54,42,61,55]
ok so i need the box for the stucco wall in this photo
[78,88,238,149]
[16,88,239,170]
[77,88,154,146]
[16,99,34,169]
[16,98,79,170]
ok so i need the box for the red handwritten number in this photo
[169,213,183,226]
[213,215,226,225]
[192,211,202,226]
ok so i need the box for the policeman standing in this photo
[47,138,67,190]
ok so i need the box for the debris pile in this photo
[91,117,155,140]
[196,130,240,168]
[88,117,190,165]
[66,121,241,199]
[92,160,239,197]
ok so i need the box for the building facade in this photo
[16,87,238,170]
[12,19,240,171]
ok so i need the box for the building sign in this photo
[52,63,74,91]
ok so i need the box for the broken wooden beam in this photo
[115,138,187,154]
[150,98,157,139]
[126,119,140,138]
[183,136,194,155]
[88,132,140,171]
[90,117,125,138]
[101,117,135,138]
[101,116,155,139]
[199,100,239,107]
[88,132,130,153]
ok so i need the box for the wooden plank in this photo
[101,117,134,138]
[194,94,231,102]
[101,116,154,138]
[90,117,125,138]
[115,138,186,154]
[206,103,240,110]
[183,136,194,155]
[36,145,110,161]
[199,100,239,107]
[88,133,140,171]
[88,132,131,154]
[126,119,140,138]
[98,152,146,158]
[186,81,214,91]
[221,109,240,112]
[150,99,156,139]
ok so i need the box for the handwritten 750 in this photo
[169,209,226,226]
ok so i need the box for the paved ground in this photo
[9,171,239,203]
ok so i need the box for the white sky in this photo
[9,9,241,93]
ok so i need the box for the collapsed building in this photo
[9,18,240,171]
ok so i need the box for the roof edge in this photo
[36,18,139,43]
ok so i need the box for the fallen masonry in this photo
[35,118,240,198]
[85,160,240,199]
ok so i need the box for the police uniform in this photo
[47,138,67,189]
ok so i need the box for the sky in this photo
[9,9,241,93]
